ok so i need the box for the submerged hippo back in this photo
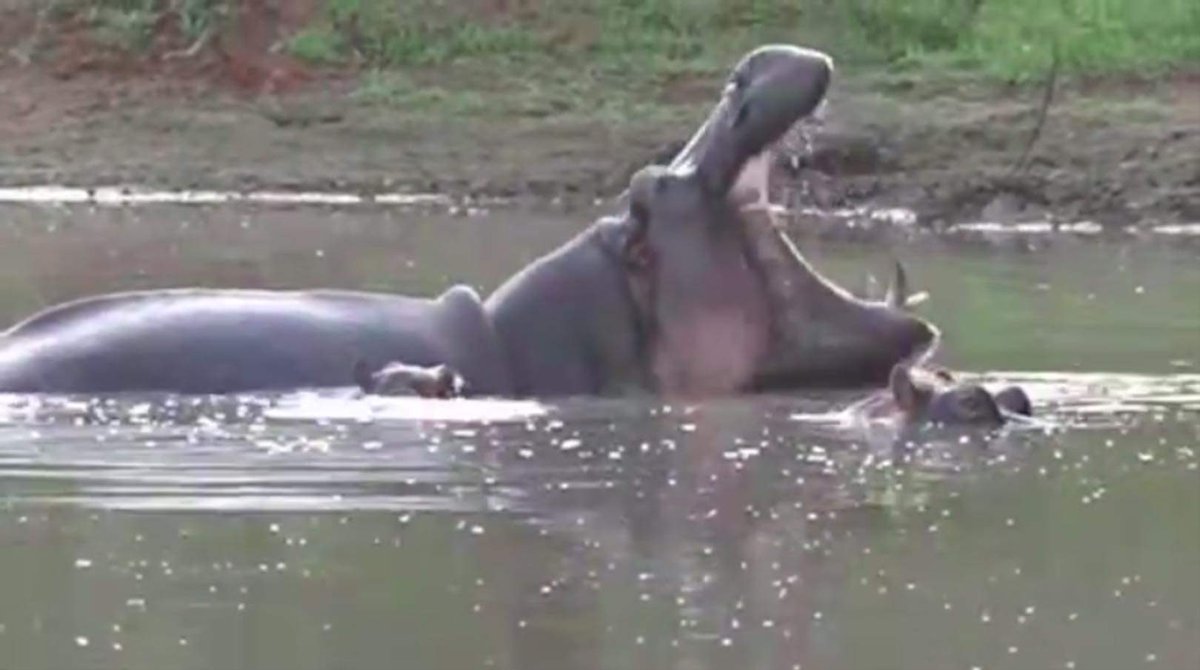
[0,286,511,395]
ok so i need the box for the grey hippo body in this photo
[0,286,512,395]
[0,45,938,399]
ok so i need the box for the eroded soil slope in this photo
[1,2,1196,226]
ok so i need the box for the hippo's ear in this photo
[995,386,1033,417]
[889,365,921,414]
[619,172,659,272]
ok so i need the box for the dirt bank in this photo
[1,6,1196,228]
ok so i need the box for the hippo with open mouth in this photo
[0,44,937,399]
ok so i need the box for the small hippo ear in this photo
[352,359,375,393]
[995,386,1033,417]
[889,365,921,414]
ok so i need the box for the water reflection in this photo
[0,200,1196,669]
[0,369,1196,669]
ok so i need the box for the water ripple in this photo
[0,371,1193,513]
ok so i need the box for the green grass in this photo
[47,1,1200,83]
[278,0,1199,81]
[39,0,227,51]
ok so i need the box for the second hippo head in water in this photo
[855,365,1034,430]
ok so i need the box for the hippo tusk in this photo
[883,261,930,309]
[884,261,908,309]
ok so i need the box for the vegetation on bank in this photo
[26,0,1200,82]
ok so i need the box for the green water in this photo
[0,201,1196,670]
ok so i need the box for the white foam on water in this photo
[0,185,451,207]
[950,221,1057,234]
[947,220,1200,238]
[792,205,919,227]
[265,392,549,424]
[1152,223,1200,236]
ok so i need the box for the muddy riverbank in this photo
[1,53,1196,228]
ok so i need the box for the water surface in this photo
[0,199,1196,670]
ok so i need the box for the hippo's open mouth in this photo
[728,108,821,214]
[649,44,939,389]
[730,116,941,385]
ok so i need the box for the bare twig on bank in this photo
[1010,44,1060,175]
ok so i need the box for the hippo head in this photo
[889,365,1033,428]
[612,45,937,395]
[354,360,467,399]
